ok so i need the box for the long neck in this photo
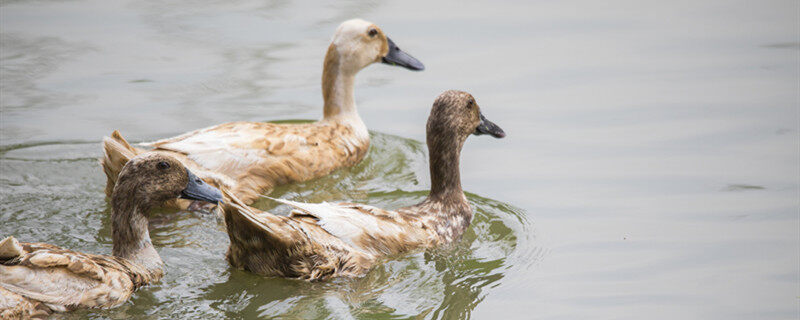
[427,135,466,202]
[111,189,163,277]
[322,44,358,120]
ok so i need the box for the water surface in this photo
[1,0,798,319]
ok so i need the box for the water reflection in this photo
[202,132,536,319]
[4,0,796,317]
[0,142,105,245]
[0,132,535,319]
[198,195,531,319]
[258,131,428,208]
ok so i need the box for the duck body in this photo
[0,237,158,317]
[221,90,506,281]
[222,195,472,281]
[144,118,368,205]
[100,19,423,211]
[1,154,223,317]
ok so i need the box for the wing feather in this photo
[262,196,424,253]
[222,189,275,234]
[1,249,119,309]
[144,122,312,178]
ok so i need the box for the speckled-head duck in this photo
[221,90,505,281]
[100,18,424,213]
[0,153,222,318]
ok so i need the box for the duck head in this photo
[330,19,424,74]
[425,90,504,199]
[114,153,223,209]
[427,90,506,145]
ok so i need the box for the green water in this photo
[0,133,534,319]
[1,0,798,319]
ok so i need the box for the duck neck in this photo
[322,44,360,122]
[111,189,163,277]
[427,134,466,204]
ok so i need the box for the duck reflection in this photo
[199,194,530,319]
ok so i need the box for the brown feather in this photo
[218,91,502,281]
[98,20,400,213]
[2,154,212,316]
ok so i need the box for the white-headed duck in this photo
[221,90,505,281]
[100,19,424,212]
[0,154,222,318]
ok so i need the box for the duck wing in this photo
[222,191,378,280]
[144,121,369,206]
[265,197,429,255]
[0,237,140,311]
[144,122,304,177]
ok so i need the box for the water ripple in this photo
[0,131,536,319]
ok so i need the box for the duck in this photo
[0,154,223,318]
[220,90,506,281]
[101,18,424,213]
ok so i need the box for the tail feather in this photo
[0,236,23,261]
[222,190,314,243]
[221,189,274,233]
[259,195,335,219]
[100,130,142,197]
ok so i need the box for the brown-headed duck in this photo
[221,90,505,281]
[0,154,222,318]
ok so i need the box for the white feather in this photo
[263,196,384,250]
[144,124,269,177]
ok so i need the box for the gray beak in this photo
[473,113,506,138]
[179,169,223,204]
[381,37,425,71]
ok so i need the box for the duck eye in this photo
[156,161,170,170]
[368,28,378,37]
[467,99,475,108]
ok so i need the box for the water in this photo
[0,0,797,319]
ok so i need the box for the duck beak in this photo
[179,169,224,204]
[381,37,425,71]
[474,113,506,138]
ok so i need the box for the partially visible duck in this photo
[221,90,505,281]
[0,154,222,318]
[101,19,424,212]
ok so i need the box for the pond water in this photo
[0,0,797,319]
